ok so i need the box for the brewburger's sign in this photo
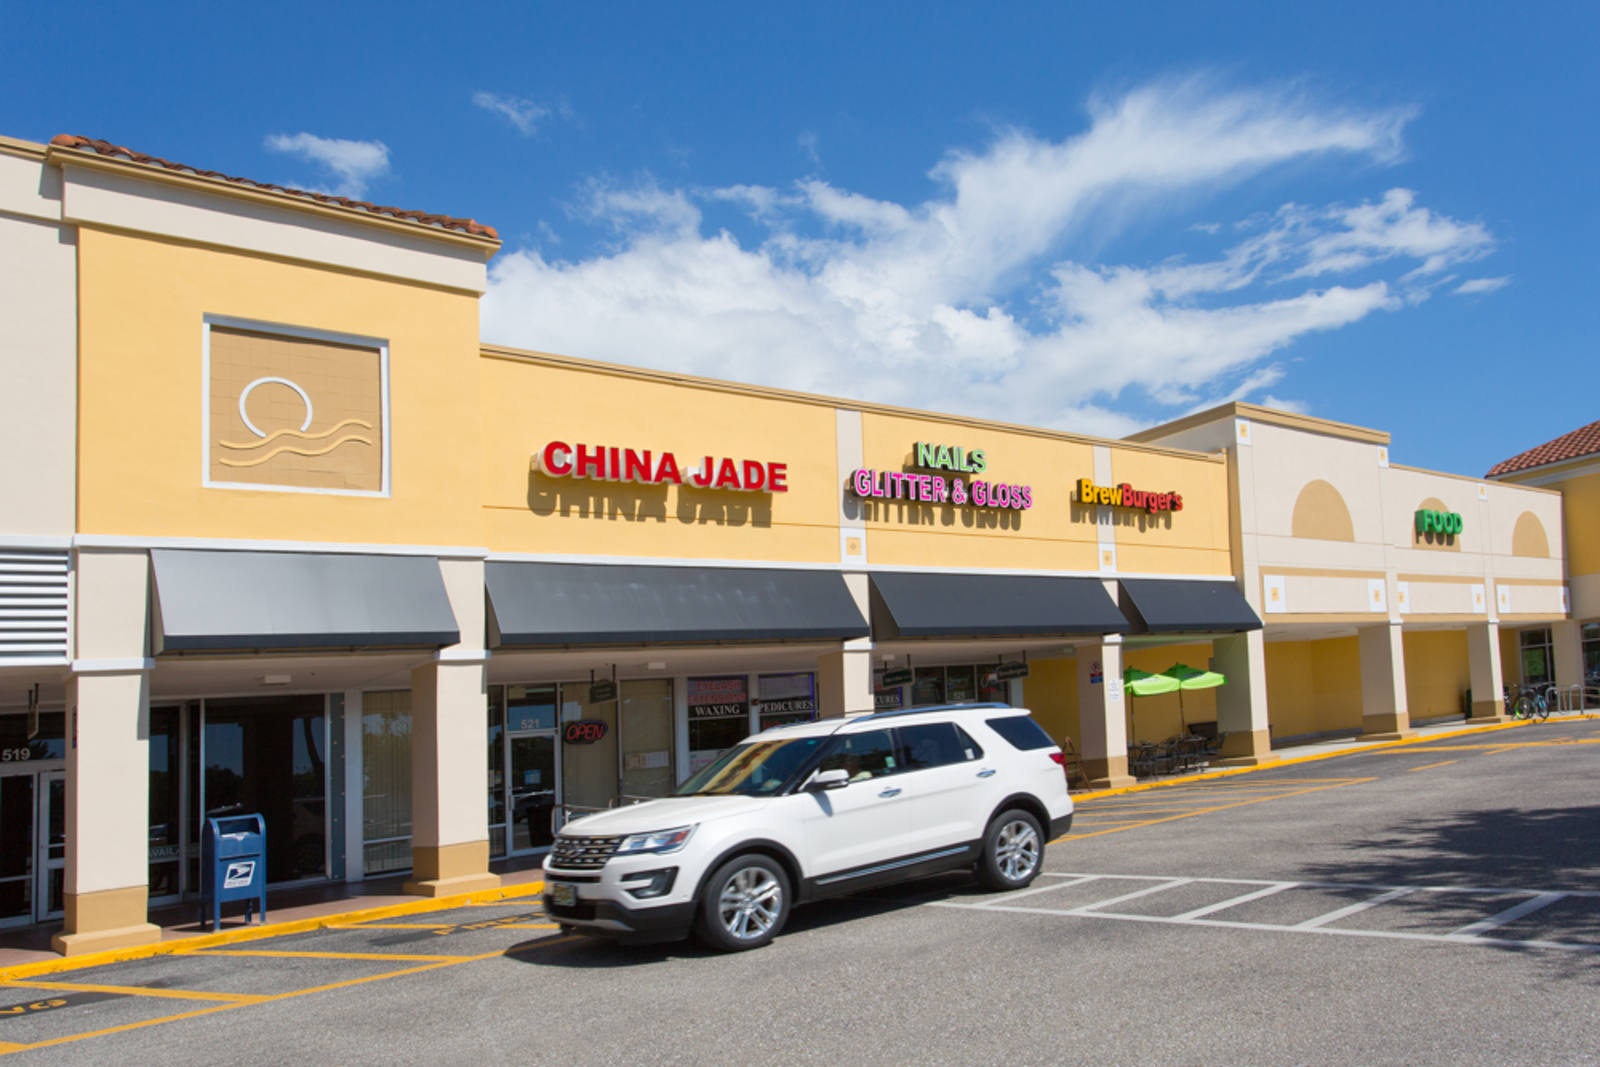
[849,441,1033,511]
[1075,478,1184,515]
[536,441,789,493]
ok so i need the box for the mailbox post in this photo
[201,814,267,932]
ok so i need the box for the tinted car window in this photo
[985,715,1054,751]
[818,729,899,781]
[899,722,980,770]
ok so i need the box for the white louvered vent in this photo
[0,549,70,659]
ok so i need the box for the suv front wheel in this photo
[976,809,1044,891]
[696,854,792,952]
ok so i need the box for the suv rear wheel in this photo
[696,854,791,952]
[976,809,1043,891]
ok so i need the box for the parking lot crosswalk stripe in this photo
[1068,878,1194,914]
[1294,886,1416,929]
[1172,882,1298,921]
[0,980,266,1003]
[1450,892,1567,939]
[186,949,468,962]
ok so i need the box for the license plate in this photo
[549,882,577,907]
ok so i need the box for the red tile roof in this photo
[49,135,498,242]
[1487,418,1600,477]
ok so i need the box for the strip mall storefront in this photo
[0,133,1572,953]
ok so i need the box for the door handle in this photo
[878,787,902,798]
[976,769,997,778]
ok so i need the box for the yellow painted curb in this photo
[1067,716,1592,804]
[0,881,546,983]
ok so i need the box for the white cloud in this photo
[482,78,1490,434]
[473,92,552,136]
[263,132,389,199]
[1455,275,1511,295]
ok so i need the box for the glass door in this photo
[620,679,674,799]
[507,733,557,853]
[37,770,63,921]
[0,772,34,927]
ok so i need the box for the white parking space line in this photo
[934,873,1600,954]
[1295,886,1416,929]
[1174,882,1299,921]
[1450,892,1567,938]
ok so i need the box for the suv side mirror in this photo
[807,768,850,791]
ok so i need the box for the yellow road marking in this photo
[325,923,458,930]
[0,934,581,1057]
[0,980,264,1004]
[184,949,467,962]
[1407,760,1459,772]
[1060,778,1375,841]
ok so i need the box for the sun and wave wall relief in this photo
[206,323,387,494]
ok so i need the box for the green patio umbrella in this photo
[1123,667,1180,743]
[1161,663,1227,732]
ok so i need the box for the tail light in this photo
[1048,752,1064,765]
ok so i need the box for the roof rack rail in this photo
[860,701,1015,722]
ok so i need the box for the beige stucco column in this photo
[405,558,498,897]
[1358,621,1413,740]
[1077,637,1134,789]
[1467,621,1509,722]
[1211,630,1275,765]
[54,549,160,955]
[1551,620,1584,702]
[818,573,874,718]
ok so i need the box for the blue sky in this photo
[4,2,1592,476]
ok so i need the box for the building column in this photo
[1077,636,1134,789]
[1358,621,1413,740]
[819,573,874,718]
[54,549,160,955]
[1551,620,1584,705]
[1211,630,1275,766]
[405,558,498,897]
[1467,621,1508,723]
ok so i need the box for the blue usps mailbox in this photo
[201,814,267,932]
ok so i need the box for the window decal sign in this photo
[1075,478,1183,514]
[536,441,788,493]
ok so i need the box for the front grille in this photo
[551,833,624,870]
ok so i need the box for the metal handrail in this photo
[550,794,660,833]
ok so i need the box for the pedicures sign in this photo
[849,441,1034,511]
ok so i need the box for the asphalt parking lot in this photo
[3,718,1598,1065]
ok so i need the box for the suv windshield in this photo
[675,736,828,797]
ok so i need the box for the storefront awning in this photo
[485,563,870,646]
[151,549,460,652]
[869,573,1129,638]
[1117,578,1261,633]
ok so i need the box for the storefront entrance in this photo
[0,712,66,927]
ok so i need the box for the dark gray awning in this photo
[485,563,869,646]
[151,549,460,652]
[1118,578,1261,633]
[869,573,1129,639]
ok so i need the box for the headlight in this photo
[615,826,695,855]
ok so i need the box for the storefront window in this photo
[1519,628,1554,687]
[688,676,749,774]
[912,667,945,706]
[560,683,618,813]
[1583,623,1600,686]
[148,706,182,898]
[620,679,675,798]
[487,688,506,858]
[945,665,976,703]
[877,664,1015,708]
[756,673,817,730]
[361,692,411,876]
[203,696,327,883]
[508,685,559,852]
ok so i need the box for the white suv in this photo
[542,702,1073,951]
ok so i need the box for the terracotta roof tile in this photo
[49,135,498,242]
[1487,418,1600,477]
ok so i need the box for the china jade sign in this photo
[848,441,1034,510]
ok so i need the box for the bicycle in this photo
[1504,685,1552,721]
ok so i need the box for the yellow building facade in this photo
[0,131,1578,955]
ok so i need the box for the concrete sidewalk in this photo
[5,711,1589,977]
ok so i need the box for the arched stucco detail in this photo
[1291,479,1355,542]
[1512,511,1549,558]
